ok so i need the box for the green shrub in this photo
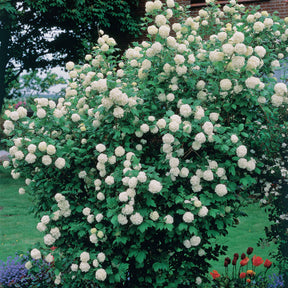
[2,0,288,286]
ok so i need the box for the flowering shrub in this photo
[2,0,288,286]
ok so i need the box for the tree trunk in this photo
[0,22,11,113]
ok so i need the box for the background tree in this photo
[0,0,141,111]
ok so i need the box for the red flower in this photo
[241,253,246,259]
[232,257,238,265]
[252,255,264,267]
[210,270,221,280]
[264,259,272,269]
[240,257,249,266]
[224,257,231,267]
[239,272,246,279]
[247,247,254,255]
[234,253,239,260]
[246,279,251,283]
[51,246,57,251]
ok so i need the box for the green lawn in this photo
[0,165,279,280]
[0,167,42,261]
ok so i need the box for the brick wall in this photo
[134,0,288,18]
[130,0,288,46]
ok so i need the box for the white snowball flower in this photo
[169,121,179,132]
[180,104,192,117]
[274,83,287,96]
[167,0,175,8]
[164,215,174,224]
[119,192,129,202]
[95,213,103,222]
[25,153,37,164]
[82,207,91,216]
[254,46,266,58]
[37,108,46,119]
[38,142,47,152]
[190,235,201,246]
[80,252,90,262]
[195,132,206,144]
[9,111,19,121]
[220,79,232,91]
[245,77,261,89]
[41,215,50,225]
[231,134,239,143]
[44,234,56,246]
[130,212,143,225]
[47,145,56,155]
[18,187,25,195]
[149,211,160,221]
[147,25,158,35]
[95,268,107,281]
[17,107,27,118]
[180,167,189,178]
[202,170,214,181]
[137,171,147,183]
[31,248,41,260]
[215,184,228,197]
[96,144,106,152]
[45,253,54,263]
[183,212,194,223]
[42,155,52,166]
[183,239,192,248]
[174,54,185,65]
[105,175,114,185]
[198,206,209,217]
[238,158,248,169]
[216,167,226,177]
[118,214,128,225]
[253,21,265,32]
[71,264,78,272]
[25,261,32,270]
[159,25,170,38]
[14,150,24,160]
[90,234,98,244]
[97,192,105,201]
[2,161,9,168]
[66,61,75,70]
[71,113,81,122]
[50,227,61,240]
[80,262,90,272]
[194,106,205,120]
[55,158,66,169]
[97,252,106,263]
[196,276,202,285]
[113,107,124,118]
[236,145,247,157]
[148,180,162,193]
[190,175,200,186]
[202,122,214,135]
[140,123,149,133]
[246,159,256,171]
[115,146,125,157]
[157,118,166,129]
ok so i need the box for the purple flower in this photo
[0,256,29,287]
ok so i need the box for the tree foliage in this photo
[0,0,141,111]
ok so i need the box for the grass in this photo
[209,202,279,277]
[0,165,279,280]
[0,166,42,261]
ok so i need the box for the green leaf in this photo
[135,250,147,264]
